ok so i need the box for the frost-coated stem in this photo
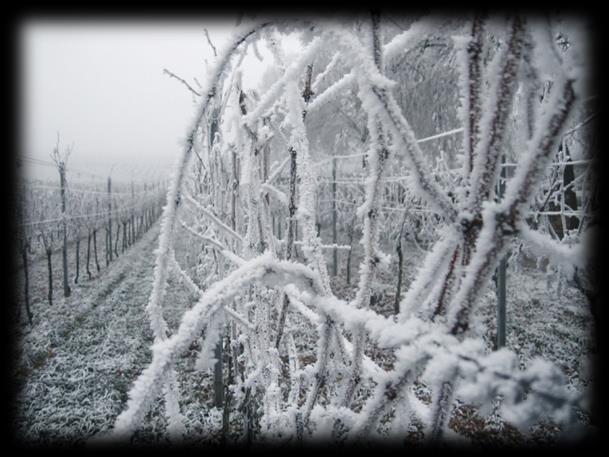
[106,18,586,444]
[449,77,576,336]
[461,13,487,180]
[429,245,462,320]
[286,84,331,291]
[286,333,301,403]
[350,344,427,440]
[466,16,525,217]
[341,12,389,409]
[284,77,337,429]
[428,374,457,441]
[274,146,298,349]
[518,221,584,274]
[393,211,407,315]
[148,21,268,340]
[326,27,456,219]
[522,27,540,141]
[112,253,325,437]
[142,22,271,439]
[281,65,313,239]
[243,37,323,130]
[183,193,243,245]
[399,227,459,319]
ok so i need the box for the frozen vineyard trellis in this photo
[107,14,595,444]
[16,154,167,322]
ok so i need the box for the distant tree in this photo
[50,133,72,298]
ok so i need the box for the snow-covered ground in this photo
[13,224,161,444]
[11,222,594,445]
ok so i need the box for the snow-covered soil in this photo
[13,222,235,446]
[13,225,161,444]
[12,224,595,446]
[325,232,595,445]
[343,243,596,445]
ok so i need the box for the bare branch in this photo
[203,28,218,57]
[162,68,201,97]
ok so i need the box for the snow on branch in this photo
[455,13,486,182]
[500,77,576,217]
[243,36,324,129]
[466,16,526,215]
[306,72,356,115]
[518,222,584,276]
[325,28,457,219]
[265,155,291,185]
[311,52,341,92]
[183,193,244,245]
[261,182,288,207]
[112,253,325,437]
[169,251,202,297]
[147,20,271,343]
[341,13,390,409]
[142,22,273,438]
[178,219,244,266]
[178,219,226,251]
[382,15,440,64]
[107,16,590,445]
[170,254,254,333]
[448,77,577,337]
[398,227,460,319]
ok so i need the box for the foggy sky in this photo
[19,18,263,186]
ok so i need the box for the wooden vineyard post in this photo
[495,155,508,349]
[59,161,71,297]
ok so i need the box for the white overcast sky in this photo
[19,18,272,185]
